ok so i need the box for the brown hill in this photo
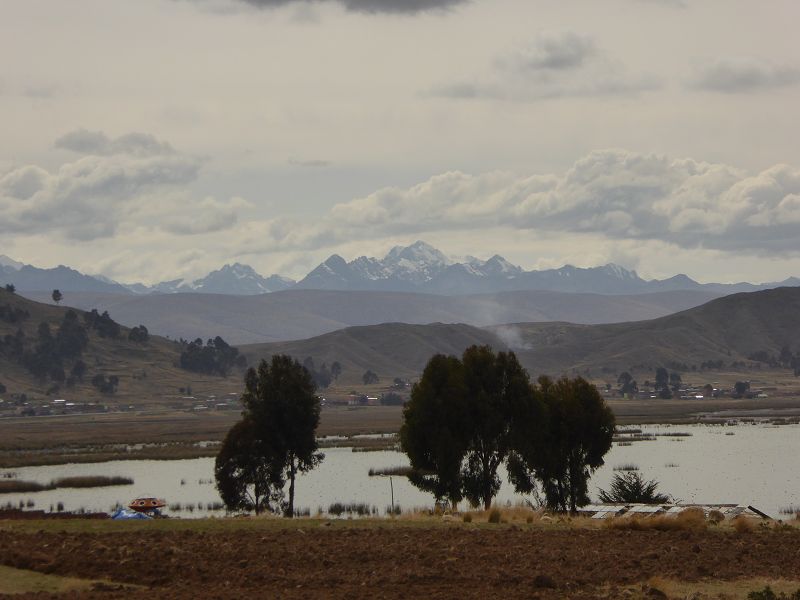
[243,288,800,382]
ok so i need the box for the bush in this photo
[747,586,800,600]
[598,471,671,504]
[463,513,473,523]
[733,516,755,533]
[488,508,502,524]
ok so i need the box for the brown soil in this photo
[2,524,800,599]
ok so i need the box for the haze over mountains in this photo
[3,242,799,297]
[21,288,722,345]
[242,287,800,382]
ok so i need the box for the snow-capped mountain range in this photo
[2,242,799,297]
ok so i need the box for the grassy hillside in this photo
[243,288,800,382]
[22,288,722,345]
[242,322,503,384]
[0,288,243,407]
[510,286,800,376]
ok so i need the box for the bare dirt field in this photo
[1,518,800,599]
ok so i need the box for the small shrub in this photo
[708,510,725,524]
[526,515,534,524]
[733,516,755,533]
[488,508,501,524]
[747,585,800,600]
[56,501,64,512]
[463,513,473,523]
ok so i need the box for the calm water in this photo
[2,423,798,518]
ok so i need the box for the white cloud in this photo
[0,132,243,241]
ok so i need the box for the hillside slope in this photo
[509,286,800,375]
[22,288,722,345]
[0,289,241,406]
[242,288,800,381]
[242,323,503,385]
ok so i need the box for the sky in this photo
[1,0,799,285]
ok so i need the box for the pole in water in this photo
[390,476,395,517]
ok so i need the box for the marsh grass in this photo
[0,480,51,493]
[51,476,133,489]
[368,466,413,477]
[604,508,707,532]
[328,502,378,517]
[613,463,640,472]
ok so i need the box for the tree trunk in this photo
[286,461,296,518]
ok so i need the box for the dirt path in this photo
[2,524,800,598]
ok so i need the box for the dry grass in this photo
[733,515,756,533]
[0,564,142,595]
[604,508,707,532]
[617,577,800,600]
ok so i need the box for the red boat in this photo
[128,497,167,513]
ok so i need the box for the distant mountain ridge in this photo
[3,241,799,296]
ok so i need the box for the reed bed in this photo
[368,466,413,477]
[51,476,133,489]
[0,475,133,494]
[613,463,640,472]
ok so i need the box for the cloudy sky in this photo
[1,0,799,284]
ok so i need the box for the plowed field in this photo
[2,522,800,599]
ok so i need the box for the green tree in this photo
[654,367,669,391]
[598,471,671,504]
[330,361,342,381]
[669,372,682,393]
[4,284,15,293]
[240,355,323,517]
[617,371,637,395]
[734,381,750,397]
[215,418,284,514]
[508,376,615,513]
[460,346,535,509]
[400,354,469,508]
[362,370,379,385]
[51,289,62,305]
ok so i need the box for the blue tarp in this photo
[111,508,152,520]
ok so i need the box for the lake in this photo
[1,422,798,518]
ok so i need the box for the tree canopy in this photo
[216,355,324,517]
[598,471,671,504]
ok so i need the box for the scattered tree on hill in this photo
[128,325,149,343]
[4,284,14,293]
[51,289,62,305]
[0,304,29,324]
[302,357,333,389]
[779,345,793,368]
[669,372,682,393]
[71,360,87,382]
[91,374,119,394]
[598,471,671,504]
[734,381,751,398]
[508,376,615,514]
[617,372,637,395]
[654,367,669,392]
[179,336,246,376]
[330,361,342,381]
[362,370,379,385]
[215,418,284,514]
[380,391,405,406]
[234,355,324,517]
[84,309,120,339]
[0,383,6,394]
[57,311,89,358]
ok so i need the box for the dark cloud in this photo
[690,59,800,93]
[54,129,175,157]
[209,0,467,14]
[429,32,659,102]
